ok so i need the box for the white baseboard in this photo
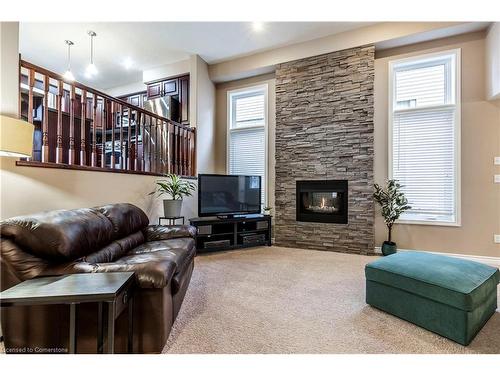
[374,247,500,268]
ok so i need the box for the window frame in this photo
[226,84,269,207]
[388,48,461,227]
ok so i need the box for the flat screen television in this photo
[198,174,261,217]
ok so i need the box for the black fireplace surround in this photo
[296,180,348,224]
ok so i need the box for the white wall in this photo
[106,81,147,97]
[142,59,190,83]
[208,22,473,82]
[0,22,19,117]
[486,23,500,100]
[192,55,216,174]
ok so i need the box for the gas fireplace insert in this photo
[296,180,348,224]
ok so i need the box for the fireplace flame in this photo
[320,197,325,209]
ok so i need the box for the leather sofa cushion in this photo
[143,225,196,242]
[128,238,196,272]
[95,203,149,239]
[0,208,114,261]
[83,231,145,264]
[0,239,50,282]
[365,251,500,311]
[96,253,177,289]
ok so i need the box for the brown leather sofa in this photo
[0,203,196,353]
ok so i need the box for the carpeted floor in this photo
[162,246,500,354]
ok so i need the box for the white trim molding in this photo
[374,247,500,268]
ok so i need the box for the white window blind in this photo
[390,50,460,225]
[228,86,267,206]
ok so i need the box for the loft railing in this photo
[18,60,196,177]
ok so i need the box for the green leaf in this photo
[151,174,196,200]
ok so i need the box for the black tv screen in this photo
[198,174,261,217]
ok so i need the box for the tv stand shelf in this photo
[189,215,272,252]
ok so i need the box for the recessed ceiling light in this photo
[252,22,265,32]
[123,57,133,70]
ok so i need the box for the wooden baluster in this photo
[68,85,76,164]
[170,123,175,174]
[127,107,132,170]
[80,89,87,166]
[42,75,49,162]
[187,130,192,176]
[158,120,162,174]
[91,95,97,167]
[192,129,196,176]
[140,112,145,172]
[150,118,154,173]
[148,116,152,172]
[185,128,189,175]
[182,128,187,175]
[179,127,183,175]
[110,101,115,169]
[27,69,34,124]
[177,126,181,175]
[160,120,165,175]
[120,104,124,170]
[178,126,182,175]
[26,69,35,160]
[155,118,160,174]
[135,112,140,171]
[185,129,189,175]
[56,80,63,164]
[167,121,170,173]
[171,125,176,175]
[101,99,106,168]
[166,122,171,174]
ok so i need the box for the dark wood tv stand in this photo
[189,215,272,252]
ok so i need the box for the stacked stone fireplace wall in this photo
[274,45,375,254]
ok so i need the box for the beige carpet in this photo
[163,246,500,354]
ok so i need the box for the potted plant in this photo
[263,206,272,215]
[373,179,411,256]
[150,174,196,218]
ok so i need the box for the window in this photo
[227,85,268,207]
[389,49,461,225]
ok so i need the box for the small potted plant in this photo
[263,206,272,215]
[373,179,411,256]
[150,174,196,218]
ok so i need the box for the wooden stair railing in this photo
[18,59,196,178]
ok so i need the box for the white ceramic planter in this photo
[163,199,182,217]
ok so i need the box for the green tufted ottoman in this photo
[365,251,499,345]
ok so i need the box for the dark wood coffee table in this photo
[0,272,135,354]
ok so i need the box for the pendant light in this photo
[63,40,75,81]
[85,31,98,78]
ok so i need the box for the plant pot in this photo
[163,199,182,217]
[381,241,397,256]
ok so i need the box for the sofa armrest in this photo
[143,225,197,242]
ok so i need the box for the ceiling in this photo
[19,22,375,90]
